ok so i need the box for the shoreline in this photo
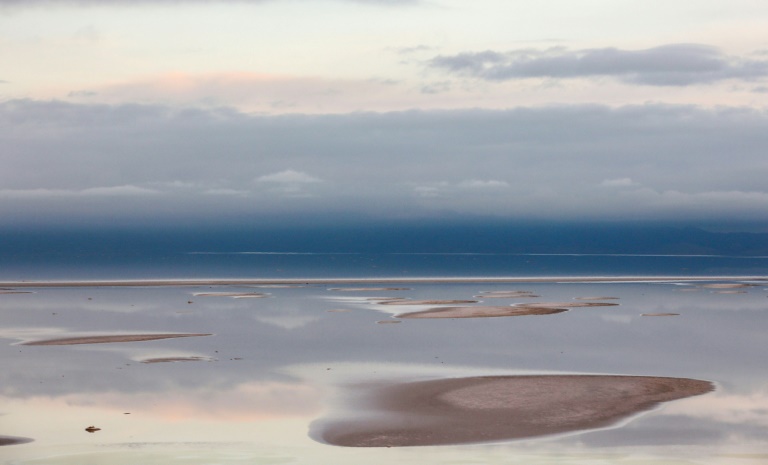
[0,275,765,288]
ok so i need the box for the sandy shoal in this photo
[397,306,567,318]
[0,435,33,446]
[141,356,210,363]
[317,375,714,447]
[514,301,619,308]
[379,299,478,306]
[329,287,412,292]
[700,283,756,289]
[192,292,268,298]
[22,333,212,346]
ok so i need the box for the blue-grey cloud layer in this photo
[429,44,768,86]
[2,100,768,225]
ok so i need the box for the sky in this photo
[2,0,768,230]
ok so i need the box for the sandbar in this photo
[397,306,567,319]
[476,293,540,298]
[316,375,714,447]
[642,313,680,317]
[192,292,268,298]
[700,283,756,289]
[22,333,212,346]
[379,299,478,306]
[329,287,412,292]
[514,301,618,308]
[141,356,211,363]
[573,296,620,300]
[0,435,33,446]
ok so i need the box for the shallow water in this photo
[1,278,767,464]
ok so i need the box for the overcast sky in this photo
[2,0,768,229]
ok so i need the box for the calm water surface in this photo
[1,256,767,464]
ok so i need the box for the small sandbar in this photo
[328,287,412,292]
[573,296,620,300]
[253,285,304,288]
[397,306,567,319]
[365,297,407,302]
[376,320,402,324]
[192,292,268,298]
[475,293,540,299]
[21,333,212,346]
[0,435,34,446]
[327,309,352,313]
[316,374,714,447]
[514,301,619,309]
[0,290,33,295]
[140,356,212,364]
[700,283,756,289]
[715,290,747,294]
[642,313,680,317]
[378,299,478,306]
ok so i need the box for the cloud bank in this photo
[2,99,767,226]
[428,44,768,86]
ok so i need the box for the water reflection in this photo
[0,281,767,463]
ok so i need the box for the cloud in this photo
[0,0,419,6]
[0,185,160,198]
[204,188,250,196]
[69,72,410,113]
[428,44,768,86]
[256,170,322,184]
[2,100,768,226]
[457,179,509,189]
[600,177,640,187]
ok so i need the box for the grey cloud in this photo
[0,0,418,5]
[2,99,768,226]
[428,44,768,86]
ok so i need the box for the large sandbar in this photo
[316,375,714,447]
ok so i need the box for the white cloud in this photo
[458,179,509,189]
[0,185,160,198]
[204,188,250,196]
[256,170,322,184]
[80,185,160,196]
[600,177,640,187]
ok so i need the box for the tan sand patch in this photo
[21,333,212,346]
[316,375,714,447]
[700,283,756,289]
[0,435,34,446]
[475,293,540,298]
[514,301,619,309]
[329,288,412,292]
[573,296,620,300]
[397,306,567,319]
[192,292,268,298]
[378,299,478,306]
[480,290,535,295]
[140,356,212,364]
